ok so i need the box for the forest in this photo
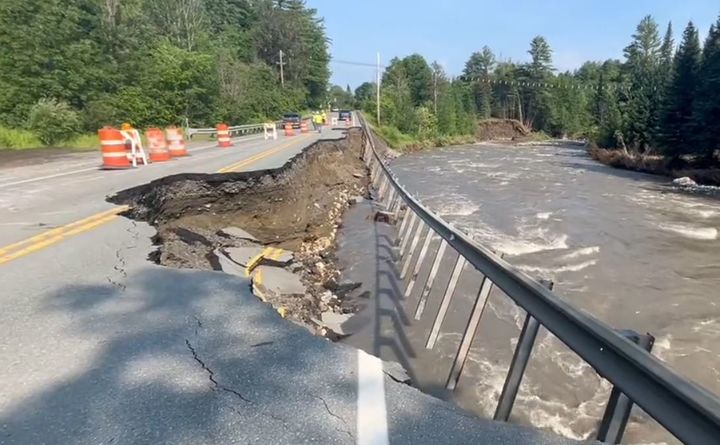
[0,0,329,147]
[357,14,720,160]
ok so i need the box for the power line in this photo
[330,58,386,69]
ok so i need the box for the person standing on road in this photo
[313,112,323,133]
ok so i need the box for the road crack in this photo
[185,339,252,403]
[314,395,354,440]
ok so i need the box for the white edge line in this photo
[357,349,389,445]
[0,167,99,188]
[0,134,268,189]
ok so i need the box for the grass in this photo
[0,126,42,149]
[60,133,99,151]
[0,126,99,151]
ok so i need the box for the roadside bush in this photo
[27,99,80,146]
[0,126,41,149]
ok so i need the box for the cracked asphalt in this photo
[0,122,586,444]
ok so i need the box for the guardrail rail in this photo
[357,113,720,445]
[186,123,270,140]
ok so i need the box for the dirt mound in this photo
[110,129,370,329]
[475,119,530,141]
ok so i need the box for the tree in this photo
[693,18,720,160]
[354,82,375,107]
[329,84,354,109]
[623,15,663,152]
[463,46,495,118]
[659,22,675,87]
[383,54,433,107]
[520,36,554,130]
[658,22,701,157]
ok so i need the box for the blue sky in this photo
[306,0,720,89]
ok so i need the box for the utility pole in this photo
[278,50,285,87]
[433,70,438,114]
[376,52,381,124]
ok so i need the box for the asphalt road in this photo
[0,121,584,444]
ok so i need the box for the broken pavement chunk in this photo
[218,226,259,242]
[260,248,293,267]
[320,311,354,336]
[252,266,306,298]
[225,246,266,269]
[212,249,247,277]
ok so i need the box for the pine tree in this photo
[463,46,495,118]
[659,22,675,85]
[623,15,662,152]
[658,22,701,157]
[693,19,720,160]
[521,36,554,130]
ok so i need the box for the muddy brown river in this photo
[386,143,720,444]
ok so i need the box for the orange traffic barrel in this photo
[166,126,188,157]
[284,123,295,137]
[146,128,171,162]
[217,123,232,148]
[300,121,309,133]
[99,127,131,169]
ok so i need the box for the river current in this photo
[389,143,720,444]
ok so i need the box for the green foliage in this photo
[0,126,41,149]
[27,99,81,146]
[329,85,354,109]
[693,19,720,159]
[658,22,702,157]
[623,15,663,152]
[0,0,329,141]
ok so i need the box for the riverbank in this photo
[589,147,720,186]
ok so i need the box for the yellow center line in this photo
[217,134,312,173]
[0,134,314,266]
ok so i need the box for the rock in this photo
[218,226,259,242]
[319,290,334,304]
[348,196,364,205]
[225,246,266,268]
[320,311,354,336]
[314,261,326,275]
[374,211,397,224]
[673,176,697,187]
[352,172,364,178]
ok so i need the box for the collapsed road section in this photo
[110,129,370,337]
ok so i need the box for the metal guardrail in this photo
[357,113,720,444]
[186,123,272,140]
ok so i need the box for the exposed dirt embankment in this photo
[476,118,530,141]
[110,129,370,333]
[588,147,720,186]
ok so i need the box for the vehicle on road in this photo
[282,113,302,129]
[338,110,352,122]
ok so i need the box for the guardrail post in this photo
[446,272,497,390]
[395,206,413,245]
[404,230,435,298]
[414,239,448,319]
[597,332,655,444]
[494,279,553,422]
[399,214,420,260]
[426,255,467,349]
